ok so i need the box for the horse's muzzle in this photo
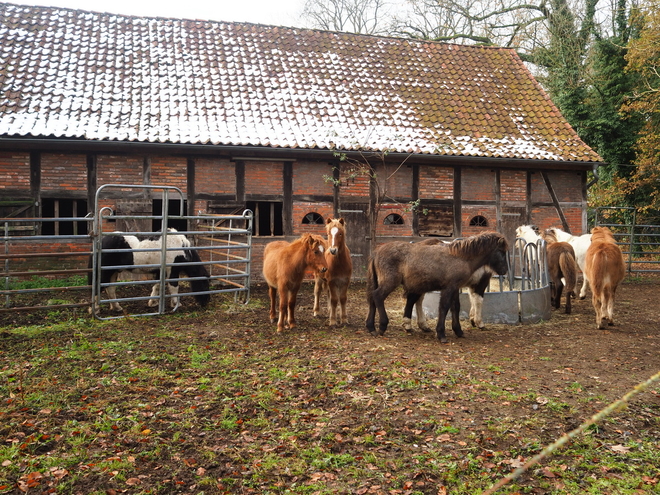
[329,247,338,255]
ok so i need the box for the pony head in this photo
[325,217,346,256]
[516,224,541,243]
[303,233,328,273]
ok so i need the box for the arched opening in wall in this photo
[469,215,488,227]
[384,213,404,225]
[302,212,324,225]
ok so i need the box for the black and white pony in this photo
[90,229,210,312]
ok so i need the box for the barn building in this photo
[0,2,602,278]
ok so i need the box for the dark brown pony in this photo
[263,234,328,332]
[541,229,579,314]
[366,232,509,343]
[584,226,626,329]
[413,238,495,332]
[313,217,353,326]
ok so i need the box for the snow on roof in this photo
[0,2,601,162]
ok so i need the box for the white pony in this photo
[544,227,592,299]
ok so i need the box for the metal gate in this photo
[593,207,660,274]
[1,185,253,318]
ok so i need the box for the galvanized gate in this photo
[1,185,253,318]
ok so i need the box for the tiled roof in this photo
[0,2,601,162]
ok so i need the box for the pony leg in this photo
[605,286,616,326]
[106,272,123,311]
[555,282,564,311]
[168,283,180,309]
[268,286,278,324]
[579,275,590,299]
[414,295,433,333]
[402,293,421,334]
[148,283,160,307]
[339,284,349,325]
[435,290,456,344]
[468,288,485,330]
[285,288,298,330]
[276,288,289,332]
[327,282,339,326]
[592,292,606,329]
[313,275,324,317]
[450,291,464,338]
[368,286,390,336]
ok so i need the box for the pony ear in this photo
[338,218,345,225]
[326,217,333,225]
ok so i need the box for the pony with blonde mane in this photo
[313,217,353,326]
[584,226,625,329]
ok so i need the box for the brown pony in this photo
[584,226,626,329]
[263,234,328,332]
[413,238,495,331]
[542,229,579,314]
[366,231,509,343]
[313,217,353,326]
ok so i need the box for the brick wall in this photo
[0,152,30,191]
[340,162,370,198]
[97,155,143,186]
[244,161,283,195]
[151,157,187,192]
[195,158,236,195]
[42,154,87,193]
[531,171,583,203]
[419,166,453,199]
[381,163,413,199]
[501,170,527,203]
[462,168,496,201]
[293,161,334,196]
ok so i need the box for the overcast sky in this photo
[11,0,307,27]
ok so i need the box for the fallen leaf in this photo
[610,444,631,454]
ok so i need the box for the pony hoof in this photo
[439,337,448,344]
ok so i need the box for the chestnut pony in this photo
[263,234,328,332]
[541,229,579,314]
[584,226,625,329]
[366,232,509,343]
[313,217,353,326]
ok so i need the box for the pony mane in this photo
[591,226,616,243]
[541,229,558,243]
[449,232,507,258]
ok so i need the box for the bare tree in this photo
[301,0,393,35]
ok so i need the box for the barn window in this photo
[302,212,324,225]
[469,215,488,227]
[41,198,89,236]
[247,201,283,236]
[152,199,188,232]
[384,213,404,225]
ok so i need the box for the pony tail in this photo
[366,256,378,302]
[559,252,578,294]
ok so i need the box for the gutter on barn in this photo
[0,137,601,171]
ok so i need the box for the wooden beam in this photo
[541,171,571,233]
